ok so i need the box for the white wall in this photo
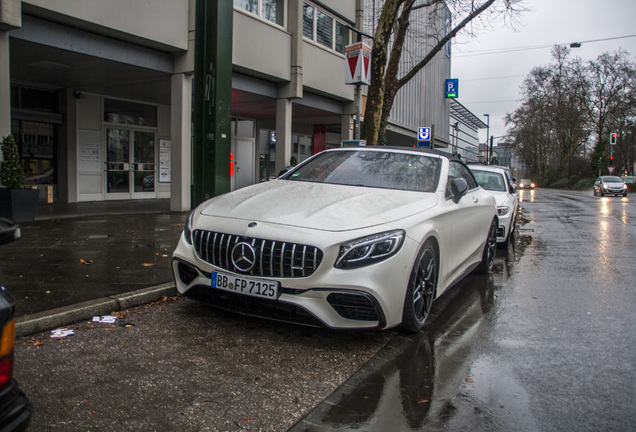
[23,0,189,50]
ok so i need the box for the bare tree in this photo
[573,50,636,175]
[508,48,636,181]
[362,0,523,146]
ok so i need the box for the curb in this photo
[15,283,177,337]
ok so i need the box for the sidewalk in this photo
[0,199,189,336]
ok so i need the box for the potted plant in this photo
[0,134,39,223]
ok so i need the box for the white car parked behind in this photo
[470,165,519,248]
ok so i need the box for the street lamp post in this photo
[483,114,490,165]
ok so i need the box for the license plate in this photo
[211,271,278,300]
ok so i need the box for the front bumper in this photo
[171,231,418,330]
[602,187,626,194]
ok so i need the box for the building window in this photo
[104,99,157,127]
[303,2,349,54]
[235,0,284,26]
[335,21,349,53]
[302,3,314,38]
[315,10,332,48]
[10,86,61,187]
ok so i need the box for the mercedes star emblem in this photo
[231,242,256,272]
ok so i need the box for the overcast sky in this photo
[451,0,636,143]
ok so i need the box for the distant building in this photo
[364,0,452,147]
[446,100,487,162]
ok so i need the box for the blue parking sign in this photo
[445,79,458,98]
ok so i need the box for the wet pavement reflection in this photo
[293,234,535,431]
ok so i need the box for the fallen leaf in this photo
[33,340,43,347]
[239,416,260,423]
[416,397,431,404]
[142,263,154,267]
[80,259,93,265]
[465,378,474,383]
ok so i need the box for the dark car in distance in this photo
[0,218,32,431]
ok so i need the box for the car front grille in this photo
[192,230,323,278]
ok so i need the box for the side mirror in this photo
[277,166,293,177]
[450,177,468,203]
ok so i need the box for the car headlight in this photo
[497,206,510,216]
[183,211,195,245]
[335,229,405,269]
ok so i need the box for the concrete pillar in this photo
[170,73,192,212]
[341,114,353,141]
[0,0,21,140]
[275,98,292,174]
[0,32,10,139]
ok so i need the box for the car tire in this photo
[501,216,515,249]
[476,218,497,274]
[593,189,597,196]
[400,239,437,334]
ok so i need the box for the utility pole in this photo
[483,114,490,164]
[191,0,233,207]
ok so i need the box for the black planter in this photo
[0,188,39,223]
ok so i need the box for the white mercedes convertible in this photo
[172,147,498,332]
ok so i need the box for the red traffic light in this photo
[610,132,617,145]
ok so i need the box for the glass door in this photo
[106,129,130,196]
[106,128,156,199]
[132,131,155,197]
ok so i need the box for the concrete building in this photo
[2,0,457,211]
[364,0,452,148]
[1,0,364,210]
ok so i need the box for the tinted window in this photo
[285,150,441,192]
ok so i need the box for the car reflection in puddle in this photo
[299,233,536,432]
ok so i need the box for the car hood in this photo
[198,180,438,232]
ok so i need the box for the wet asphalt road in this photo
[12,188,636,431]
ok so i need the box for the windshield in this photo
[472,170,507,192]
[603,176,623,183]
[284,150,441,192]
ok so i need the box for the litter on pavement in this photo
[92,315,117,324]
[50,328,75,338]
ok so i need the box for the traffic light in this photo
[609,155,614,162]
[610,132,617,145]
